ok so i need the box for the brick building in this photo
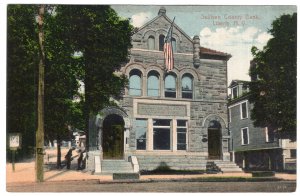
[86,7,242,173]
[228,80,297,171]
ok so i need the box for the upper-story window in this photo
[265,127,275,143]
[242,85,249,94]
[232,86,238,99]
[159,34,165,51]
[171,37,176,53]
[165,74,176,98]
[240,101,248,119]
[181,74,193,99]
[147,35,155,50]
[129,69,142,96]
[147,71,160,97]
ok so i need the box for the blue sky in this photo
[112,5,296,84]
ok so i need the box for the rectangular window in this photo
[182,90,193,99]
[240,102,248,119]
[228,108,232,123]
[265,127,275,143]
[242,85,248,94]
[153,119,171,150]
[232,86,238,99]
[177,120,187,150]
[165,75,176,98]
[165,90,176,98]
[290,149,296,158]
[241,127,249,145]
[134,119,147,150]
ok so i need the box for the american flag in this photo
[164,17,175,72]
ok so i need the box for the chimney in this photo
[193,35,201,68]
[158,7,166,16]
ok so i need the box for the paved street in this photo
[7,180,296,192]
[6,149,297,193]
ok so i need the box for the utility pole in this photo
[36,4,45,183]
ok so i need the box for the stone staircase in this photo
[213,160,243,173]
[206,161,222,174]
[101,160,134,174]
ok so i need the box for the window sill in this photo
[240,117,249,120]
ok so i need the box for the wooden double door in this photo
[208,128,221,159]
[102,114,124,159]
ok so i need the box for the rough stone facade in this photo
[88,7,233,171]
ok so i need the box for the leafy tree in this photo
[54,5,133,149]
[7,5,132,166]
[43,6,85,168]
[7,5,39,158]
[249,13,296,140]
[7,5,85,166]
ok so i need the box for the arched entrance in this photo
[102,114,125,159]
[208,120,222,159]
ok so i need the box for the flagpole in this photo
[164,17,176,72]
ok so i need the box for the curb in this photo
[7,176,293,187]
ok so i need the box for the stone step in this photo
[102,162,132,167]
[102,166,133,171]
[214,164,240,167]
[101,170,134,174]
[220,167,242,171]
[214,161,243,173]
[101,160,134,173]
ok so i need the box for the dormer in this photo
[228,80,249,99]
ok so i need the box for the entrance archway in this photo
[102,114,125,159]
[208,120,222,159]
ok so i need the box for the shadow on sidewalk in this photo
[44,170,70,181]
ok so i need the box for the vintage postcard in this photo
[5,3,297,192]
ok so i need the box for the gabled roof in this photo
[135,7,231,59]
[137,8,193,44]
[228,80,249,88]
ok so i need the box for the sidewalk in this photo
[6,149,296,184]
[6,161,296,184]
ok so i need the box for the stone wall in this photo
[132,15,193,53]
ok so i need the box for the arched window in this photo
[159,34,165,51]
[148,36,155,50]
[171,37,176,53]
[165,74,176,98]
[129,69,142,96]
[147,71,159,97]
[181,74,193,99]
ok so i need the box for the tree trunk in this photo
[36,4,45,183]
[56,136,62,169]
[84,78,90,152]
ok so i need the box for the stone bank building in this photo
[87,7,242,173]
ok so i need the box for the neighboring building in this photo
[73,131,86,148]
[86,7,243,173]
[228,80,297,171]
